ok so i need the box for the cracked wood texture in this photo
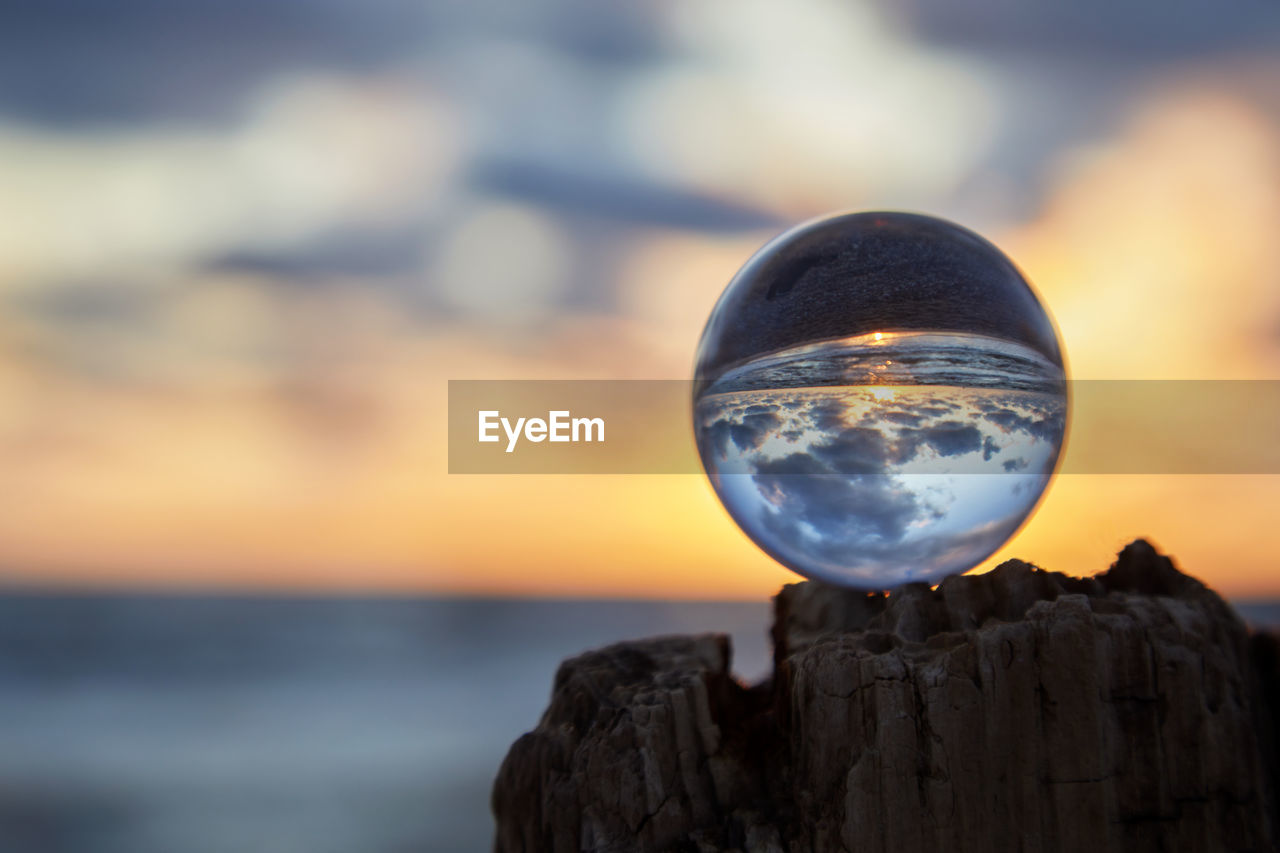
[492,541,1279,852]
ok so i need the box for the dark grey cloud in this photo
[0,0,663,125]
[707,404,992,476]
[699,418,733,460]
[883,410,925,427]
[749,464,1028,586]
[752,462,923,552]
[698,389,1065,475]
[730,411,783,452]
[980,407,1064,444]
[0,0,422,125]
[806,398,852,433]
[206,223,433,280]
[469,161,782,233]
[880,0,1280,60]
[810,428,893,475]
[699,408,783,459]
[831,518,1022,584]
[892,421,983,463]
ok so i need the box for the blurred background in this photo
[2,0,1280,850]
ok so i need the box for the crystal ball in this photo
[693,212,1067,589]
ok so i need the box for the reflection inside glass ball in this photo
[693,213,1067,589]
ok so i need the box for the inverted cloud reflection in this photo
[696,386,1065,586]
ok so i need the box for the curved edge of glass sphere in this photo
[692,211,1069,591]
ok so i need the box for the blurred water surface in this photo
[0,594,771,853]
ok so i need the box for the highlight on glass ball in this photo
[693,211,1067,590]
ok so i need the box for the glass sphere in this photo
[693,212,1067,590]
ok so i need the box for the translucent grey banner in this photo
[448,380,1280,474]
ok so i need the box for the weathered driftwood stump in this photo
[493,541,1279,852]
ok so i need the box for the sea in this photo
[0,592,1273,853]
[0,593,773,853]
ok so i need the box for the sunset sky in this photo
[1,0,1279,598]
